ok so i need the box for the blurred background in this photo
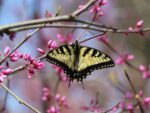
[0,0,150,113]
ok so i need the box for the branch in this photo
[8,24,105,33]
[0,0,97,34]
[0,83,41,113]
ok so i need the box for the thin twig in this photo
[0,83,41,113]
[79,33,105,44]
[102,102,121,113]
[124,70,144,113]
[71,0,97,17]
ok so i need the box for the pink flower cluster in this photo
[89,0,107,17]
[139,65,150,79]
[127,20,144,35]
[25,57,45,78]
[3,46,45,79]
[121,90,150,112]
[115,53,134,65]
[4,47,23,62]
[55,94,69,108]
[46,94,69,113]
[42,87,69,113]
[42,87,51,101]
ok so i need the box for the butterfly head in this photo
[73,40,79,49]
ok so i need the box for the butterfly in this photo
[45,40,115,87]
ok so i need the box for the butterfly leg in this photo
[68,78,73,88]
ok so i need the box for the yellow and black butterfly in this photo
[45,40,115,87]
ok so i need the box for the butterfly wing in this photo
[45,45,75,76]
[76,46,115,80]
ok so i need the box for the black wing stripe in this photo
[59,46,65,54]
[64,45,71,55]
[91,49,100,57]
[82,47,91,57]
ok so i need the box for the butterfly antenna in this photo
[68,80,71,88]
[81,80,85,89]
[76,31,87,42]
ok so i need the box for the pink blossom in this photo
[57,33,73,44]
[54,94,69,108]
[143,71,150,79]
[119,102,125,109]
[57,34,65,43]
[139,65,146,71]
[97,34,108,43]
[126,103,133,111]
[115,53,134,65]
[136,20,144,28]
[142,97,150,109]
[90,6,100,13]
[139,90,143,97]
[33,61,45,69]
[45,10,52,18]
[48,40,58,49]
[98,0,107,6]
[55,94,61,101]
[37,48,45,54]
[128,27,135,32]
[24,53,31,61]
[139,65,150,79]
[0,73,6,83]
[4,46,10,56]
[125,54,134,60]
[47,106,59,113]
[27,68,34,78]
[115,56,124,65]
[2,68,12,75]
[9,51,22,62]
[42,87,50,101]
[18,53,23,58]
[98,12,103,17]
[0,65,3,70]
[78,5,83,9]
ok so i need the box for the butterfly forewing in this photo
[46,45,75,71]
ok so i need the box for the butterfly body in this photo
[46,41,115,85]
